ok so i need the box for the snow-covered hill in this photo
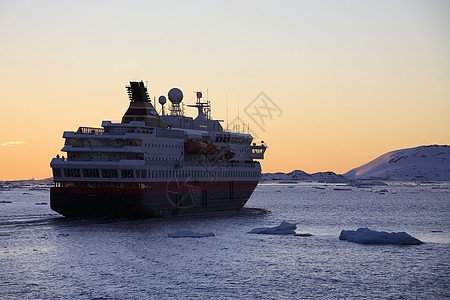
[344,145,450,181]
[0,178,53,189]
[262,170,350,183]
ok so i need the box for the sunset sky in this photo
[1,0,449,180]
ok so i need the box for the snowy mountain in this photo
[262,170,350,183]
[344,145,450,181]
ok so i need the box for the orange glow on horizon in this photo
[1,1,449,181]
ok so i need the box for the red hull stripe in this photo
[52,180,259,194]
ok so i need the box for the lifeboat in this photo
[184,140,221,155]
[225,150,235,159]
[184,140,207,153]
[204,142,221,155]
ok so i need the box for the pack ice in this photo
[168,230,215,238]
[339,228,423,245]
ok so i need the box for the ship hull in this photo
[50,181,258,218]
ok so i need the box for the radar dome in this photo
[168,88,183,104]
[158,95,166,105]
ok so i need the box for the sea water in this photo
[0,182,449,299]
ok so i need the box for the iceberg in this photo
[248,221,297,235]
[168,230,215,238]
[339,228,423,245]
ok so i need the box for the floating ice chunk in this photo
[334,188,352,191]
[294,233,313,237]
[339,228,423,245]
[168,230,215,238]
[248,221,297,235]
[350,181,388,187]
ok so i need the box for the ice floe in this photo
[248,221,297,235]
[294,233,313,237]
[339,228,423,245]
[350,181,388,187]
[168,230,215,238]
[333,188,352,191]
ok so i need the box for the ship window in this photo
[83,169,99,178]
[64,168,81,177]
[103,183,119,188]
[87,182,100,188]
[74,182,86,188]
[101,169,118,178]
[121,169,134,178]
[53,168,62,177]
[124,183,139,189]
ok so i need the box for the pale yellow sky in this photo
[1,0,449,180]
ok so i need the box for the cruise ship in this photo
[50,81,267,217]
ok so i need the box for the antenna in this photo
[158,95,167,116]
[168,88,184,116]
[226,94,229,132]
[237,96,240,133]
[206,88,210,119]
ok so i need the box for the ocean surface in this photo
[1,182,449,299]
